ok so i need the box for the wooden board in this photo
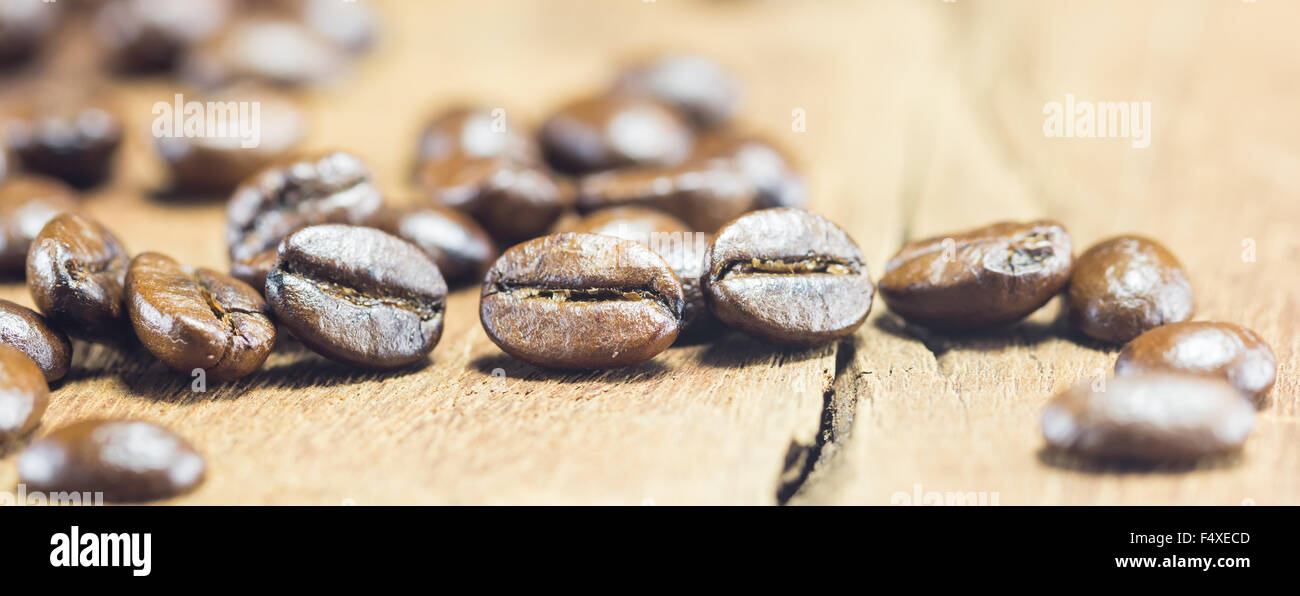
[0,0,1295,505]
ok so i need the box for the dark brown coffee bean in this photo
[156,84,307,192]
[94,0,231,71]
[539,94,693,174]
[1042,373,1255,462]
[0,298,71,383]
[1068,236,1193,343]
[18,419,205,502]
[0,175,80,272]
[2,93,124,188]
[694,133,806,209]
[576,158,756,233]
[27,212,130,342]
[0,344,49,439]
[1115,321,1276,403]
[126,253,276,381]
[0,0,60,67]
[703,208,872,346]
[365,205,496,284]
[612,54,740,129]
[230,248,276,295]
[180,18,349,88]
[266,225,446,369]
[225,150,383,263]
[878,220,1073,329]
[480,233,684,369]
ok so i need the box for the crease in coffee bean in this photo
[285,268,442,321]
[717,257,861,278]
[492,283,675,310]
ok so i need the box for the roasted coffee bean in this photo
[703,208,872,345]
[230,248,276,295]
[415,107,570,242]
[157,84,306,192]
[299,0,378,54]
[539,94,693,174]
[94,0,231,71]
[1068,236,1193,343]
[266,225,446,369]
[127,253,276,381]
[565,206,692,239]
[577,158,756,233]
[0,299,71,382]
[365,205,496,284]
[180,18,349,88]
[2,93,124,188]
[480,233,684,369]
[878,220,1073,329]
[19,419,205,502]
[613,54,740,129]
[694,133,806,209]
[1042,373,1255,462]
[1116,321,1277,403]
[0,175,80,272]
[226,150,383,263]
[27,212,130,341]
[0,0,60,67]
[0,344,49,439]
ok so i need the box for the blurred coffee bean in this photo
[300,0,378,54]
[576,158,755,233]
[226,150,383,263]
[539,94,693,174]
[704,208,873,345]
[878,220,1073,329]
[0,298,71,383]
[266,225,446,369]
[26,212,130,342]
[126,253,276,382]
[0,0,60,67]
[19,419,205,502]
[181,18,349,88]
[1116,321,1276,403]
[0,344,48,439]
[1042,373,1255,463]
[694,133,806,209]
[0,175,80,272]
[613,54,740,129]
[3,93,124,188]
[1068,235,1194,344]
[365,205,496,284]
[229,248,275,295]
[94,0,231,71]
[156,85,307,193]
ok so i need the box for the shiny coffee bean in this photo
[266,225,447,369]
[539,94,693,174]
[0,299,71,383]
[0,344,49,439]
[2,93,124,188]
[703,208,872,345]
[613,54,740,129]
[577,158,756,233]
[300,0,378,54]
[226,150,383,263]
[94,0,231,71]
[127,253,276,381]
[365,205,496,284]
[181,18,349,88]
[878,220,1073,329]
[0,0,60,67]
[1116,321,1277,403]
[230,248,276,295]
[480,233,684,369]
[1042,373,1255,462]
[694,133,806,209]
[415,107,570,242]
[27,212,130,342]
[157,84,306,192]
[19,419,205,502]
[0,175,80,272]
[1069,236,1194,343]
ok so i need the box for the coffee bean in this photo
[576,157,756,233]
[540,94,693,174]
[0,344,49,439]
[19,419,205,502]
[365,205,496,284]
[2,92,124,188]
[180,18,349,88]
[694,133,806,209]
[703,208,872,345]
[226,150,383,263]
[1068,236,1194,343]
[0,0,59,67]
[266,225,446,369]
[230,248,276,295]
[156,84,306,192]
[480,232,684,369]
[1116,321,1276,403]
[126,253,276,381]
[299,0,379,54]
[0,175,80,272]
[94,0,231,71]
[415,107,570,242]
[0,298,71,383]
[1042,373,1255,462]
[612,54,740,129]
[878,220,1073,329]
[27,212,130,342]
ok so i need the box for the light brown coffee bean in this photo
[1115,321,1277,403]
[1069,235,1193,343]
[19,419,205,502]
[0,344,49,440]
[0,298,71,382]
[0,175,80,272]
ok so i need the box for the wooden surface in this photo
[0,0,1296,505]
